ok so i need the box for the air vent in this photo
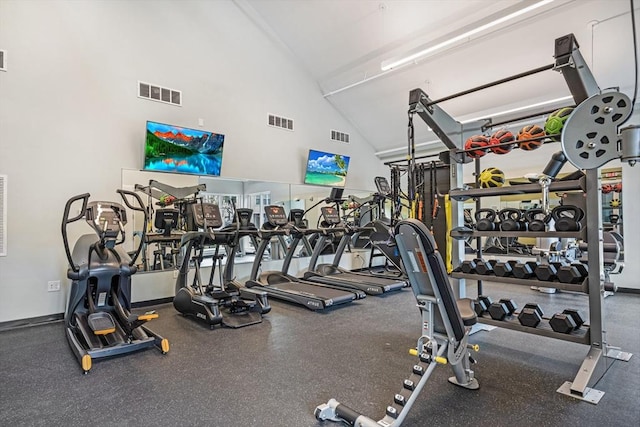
[268,114,294,131]
[0,175,7,256]
[0,50,6,72]
[331,130,350,143]
[138,81,181,106]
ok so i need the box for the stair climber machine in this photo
[245,205,362,311]
[303,205,407,295]
[173,203,270,328]
[61,190,169,374]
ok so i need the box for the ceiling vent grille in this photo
[0,175,7,256]
[268,114,294,131]
[0,50,6,71]
[331,130,350,143]
[138,81,181,106]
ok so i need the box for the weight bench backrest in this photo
[394,219,466,342]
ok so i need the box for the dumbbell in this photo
[556,263,588,283]
[517,303,544,328]
[461,259,479,274]
[488,298,518,320]
[549,309,586,334]
[493,260,518,277]
[475,259,496,275]
[534,263,559,281]
[512,261,539,279]
[474,295,493,316]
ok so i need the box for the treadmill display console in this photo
[320,206,341,225]
[375,176,391,196]
[289,209,307,228]
[190,203,223,229]
[235,208,254,228]
[264,205,288,226]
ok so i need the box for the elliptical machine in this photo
[173,203,270,328]
[62,190,169,374]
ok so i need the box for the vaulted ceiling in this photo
[238,0,637,159]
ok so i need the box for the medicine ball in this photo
[517,124,546,150]
[545,107,574,141]
[465,135,490,158]
[478,167,505,188]
[488,130,515,154]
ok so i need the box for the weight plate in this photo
[562,92,632,169]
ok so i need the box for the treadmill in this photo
[303,205,407,295]
[244,205,362,311]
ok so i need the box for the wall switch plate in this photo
[47,280,61,292]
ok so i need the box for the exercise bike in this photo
[62,190,169,374]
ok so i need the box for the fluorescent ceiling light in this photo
[381,0,555,71]
[460,95,573,123]
[375,139,441,156]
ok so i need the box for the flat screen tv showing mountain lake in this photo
[144,121,224,176]
[303,149,350,187]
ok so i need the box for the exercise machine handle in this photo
[117,189,148,267]
[61,193,90,273]
[117,189,145,213]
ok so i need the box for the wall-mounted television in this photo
[304,149,350,188]
[144,120,224,176]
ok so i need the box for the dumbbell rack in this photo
[407,34,632,403]
[450,176,589,296]
[450,177,592,344]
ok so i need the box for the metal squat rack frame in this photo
[407,33,632,403]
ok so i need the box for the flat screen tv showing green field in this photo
[303,149,350,188]
[144,121,224,176]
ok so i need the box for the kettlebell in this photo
[551,205,584,231]
[498,208,526,231]
[475,208,497,231]
[525,208,550,232]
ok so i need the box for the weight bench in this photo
[315,219,479,426]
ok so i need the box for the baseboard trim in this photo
[0,298,174,332]
[0,313,64,332]
[132,297,174,308]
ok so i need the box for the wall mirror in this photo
[121,169,376,273]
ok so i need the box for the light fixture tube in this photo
[461,95,572,123]
[381,0,555,71]
[375,140,441,156]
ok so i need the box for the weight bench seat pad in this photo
[457,299,477,327]
[395,219,476,342]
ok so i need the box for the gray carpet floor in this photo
[1,281,639,426]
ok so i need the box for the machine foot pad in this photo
[557,381,604,404]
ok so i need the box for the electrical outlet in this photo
[47,280,61,292]
[173,269,179,279]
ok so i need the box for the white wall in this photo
[0,0,387,322]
